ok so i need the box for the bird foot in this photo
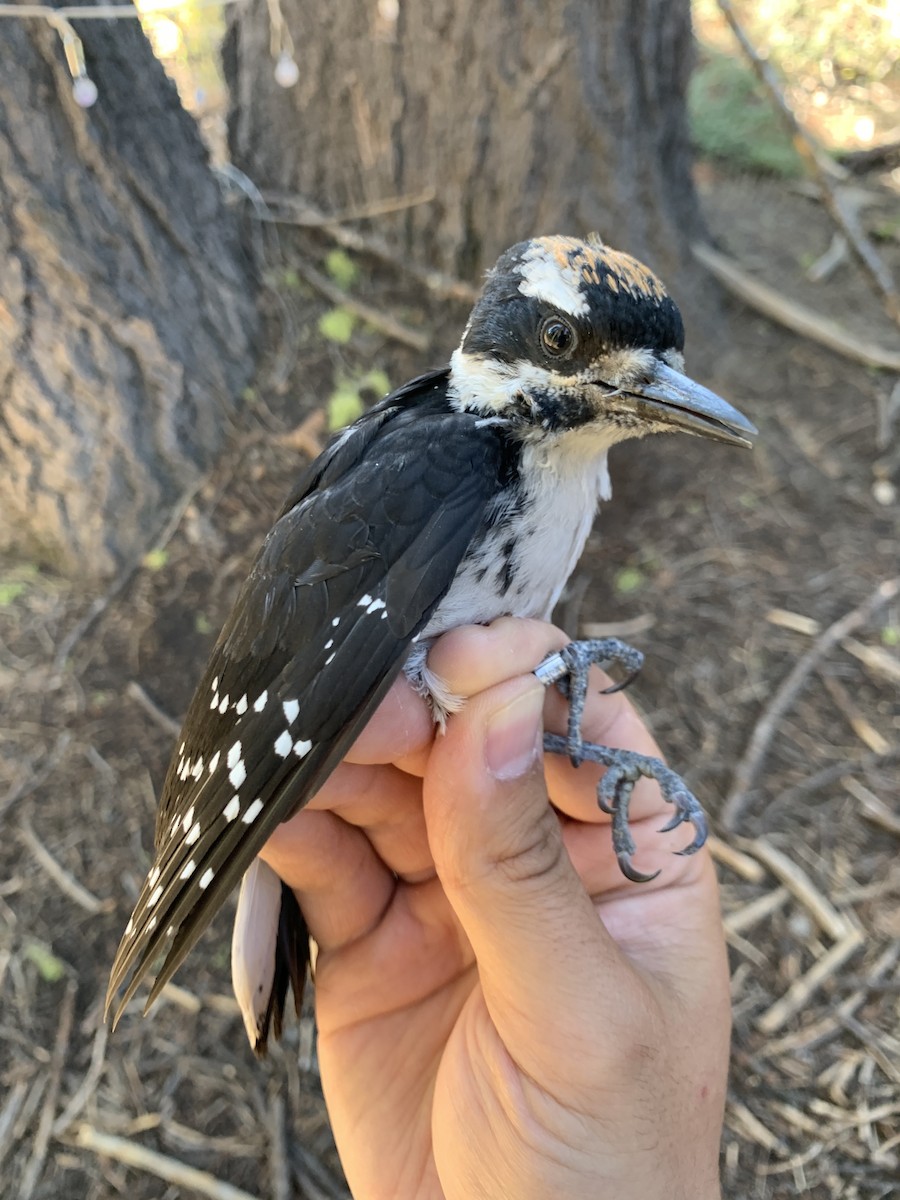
[535,640,708,882]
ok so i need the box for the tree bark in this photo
[0,13,257,581]
[225,0,703,284]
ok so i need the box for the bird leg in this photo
[534,640,708,883]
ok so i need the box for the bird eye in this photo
[539,316,576,357]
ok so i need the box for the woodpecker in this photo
[107,235,756,1053]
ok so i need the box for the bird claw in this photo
[536,636,708,883]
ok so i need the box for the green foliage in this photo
[0,564,38,607]
[614,566,645,595]
[143,548,169,571]
[328,386,365,431]
[327,369,392,431]
[689,52,804,177]
[881,625,899,647]
[319,307,356,344]
[24,940,66,983]
[325,249,359,290]
[195,613,214,635]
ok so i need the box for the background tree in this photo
[225,0,703,286]
[0,14,257,582]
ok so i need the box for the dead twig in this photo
[693,243,900,373]
[715,0,900,328]
[262,187,436,226]
[267,1092,291,1200]
[261,193,479,305]
[722,576,900,831]
[843,776,900,836]
[291,260,429,352]
[53,1021,109,1136]
[0,732,72,820]
[70,1125,261,1200]
[20,979,76,1200]
[756,926,865,1034]
[18,817,111,915]
[125,681,181,738]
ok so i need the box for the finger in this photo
[260,808,395,953]
[344,672,435,771]
[424,675,647,1088]
[426,616,567,699]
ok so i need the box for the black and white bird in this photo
[107,235,755,1052]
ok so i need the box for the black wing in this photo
[107,371,505,1021]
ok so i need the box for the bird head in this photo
[449,235,756,451]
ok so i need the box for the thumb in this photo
[423,676,634,1077]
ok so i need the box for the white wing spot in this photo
[242,798,264,824]
[293,739,312,758]
[223,796,240,821]
[148,865,161,888]
[186,821,201,845]
[125,917,134,936]
[283,699,299,725]
[182,806,195,833]
[235,694,248,715]
[358,593,373,607]
[218,694,229,714]
[208,750,220,774]
[149,885,164,907]
[325,652,336,664]
[324,638,334,650]
[229,761,247,789]
[199,868,214,890]
[211,677,219,692]
[253,690,268,712]
[274,730,293,757]
[332,616,340,627]
[227,741,242,769]
[191,757,204,780]
[366,598,386,614]
[180,859,196,880]
[146,915,158,932]
[210,693,219,710]
[381,609,388,619]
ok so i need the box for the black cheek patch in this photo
[528,387,597,433]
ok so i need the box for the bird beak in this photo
[626,361,757,449]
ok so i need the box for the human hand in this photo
[260,618,730,1200]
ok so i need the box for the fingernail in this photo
[485,686,545,780]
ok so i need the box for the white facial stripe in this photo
[517,242,588,317]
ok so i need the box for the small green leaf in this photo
[319,308,356,344]
[24,941,66,983]
[325,249,358,290]
[195,613,214,635]
[614,567,645,594]
[327,387,365,431]
[360,368,391,398]
[0,581,27,606]
[143,548,169,571]
[881,625,899,647]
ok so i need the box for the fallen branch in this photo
[693,243,900,373]
[20,980,76,1200]
[722,576,900,831]
[715,0,900,328]
[18,817,111,914]
[261,193,479,305]
[71,1125,260,1200]
[293,260,429,353]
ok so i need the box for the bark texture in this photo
[0,15,257,580]
[226,0,703,283]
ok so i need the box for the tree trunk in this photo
[225,0,703,284]
[0,14,257,581]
